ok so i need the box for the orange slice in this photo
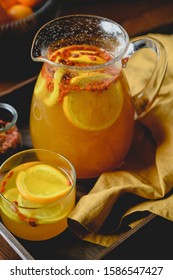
[16,163,71,204]
[17,193,64,223]
[63,74,123,131]
[1,188,20,222]
[44,69,65,107]
[70,72,113,88]
[68,50,106,65]
[34,70,65,107]
[34,72,47,97]
[52,46,106,65]
[2,187,19,202]
[50,45,111,65]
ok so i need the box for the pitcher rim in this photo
[31,14,130,71]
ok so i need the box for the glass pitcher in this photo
[30,15,167,178]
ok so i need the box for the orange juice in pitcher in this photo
[30,44,134,178]
[30,15,167,178]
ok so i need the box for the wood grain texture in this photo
[0,223,33,260]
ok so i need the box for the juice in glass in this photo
[0,149,76,241]
[30,44,135,178]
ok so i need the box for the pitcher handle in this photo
[123,37,167,117]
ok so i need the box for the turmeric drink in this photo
[30,44,135,178]
[0,149,76,241]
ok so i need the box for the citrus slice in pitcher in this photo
[34,72,47,97]
[16,163,71,204]
[68,50,106,65]
[43,69,65,107]
[51,46,108,66]
[63,73,123,131]
[35,68,65,107]
[70,72,113,88]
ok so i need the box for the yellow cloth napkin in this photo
[68,33,173,247]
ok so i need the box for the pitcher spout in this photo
[31,23,51,64]
[31,17,64,65]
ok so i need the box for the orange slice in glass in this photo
[1,188,20,222]
[17,193,64,223]
[16,163,71,204]
[2,187,19,202]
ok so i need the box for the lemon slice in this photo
[17,193,64,223]
[1,188,20,222]
[2,188,19,203]
[34,72,47,97]
[1,188,35,222]
[68,50,106,65]
[63,75,123,131]
[16,164,71,204]
[70,72,113,88]
[43,69,65,107]
[52,47,106,65]
[17,193,43,208]
[34,68,65,107]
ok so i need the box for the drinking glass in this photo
[0,148,76,241]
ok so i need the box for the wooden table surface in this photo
[1,0,173,260]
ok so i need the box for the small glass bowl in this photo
[0,103,22,164]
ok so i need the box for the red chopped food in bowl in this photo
[0,120,22,154]
[0,103,23,164]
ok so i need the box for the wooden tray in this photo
[0,222,33,260]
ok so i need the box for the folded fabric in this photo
[68,34,173,247]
